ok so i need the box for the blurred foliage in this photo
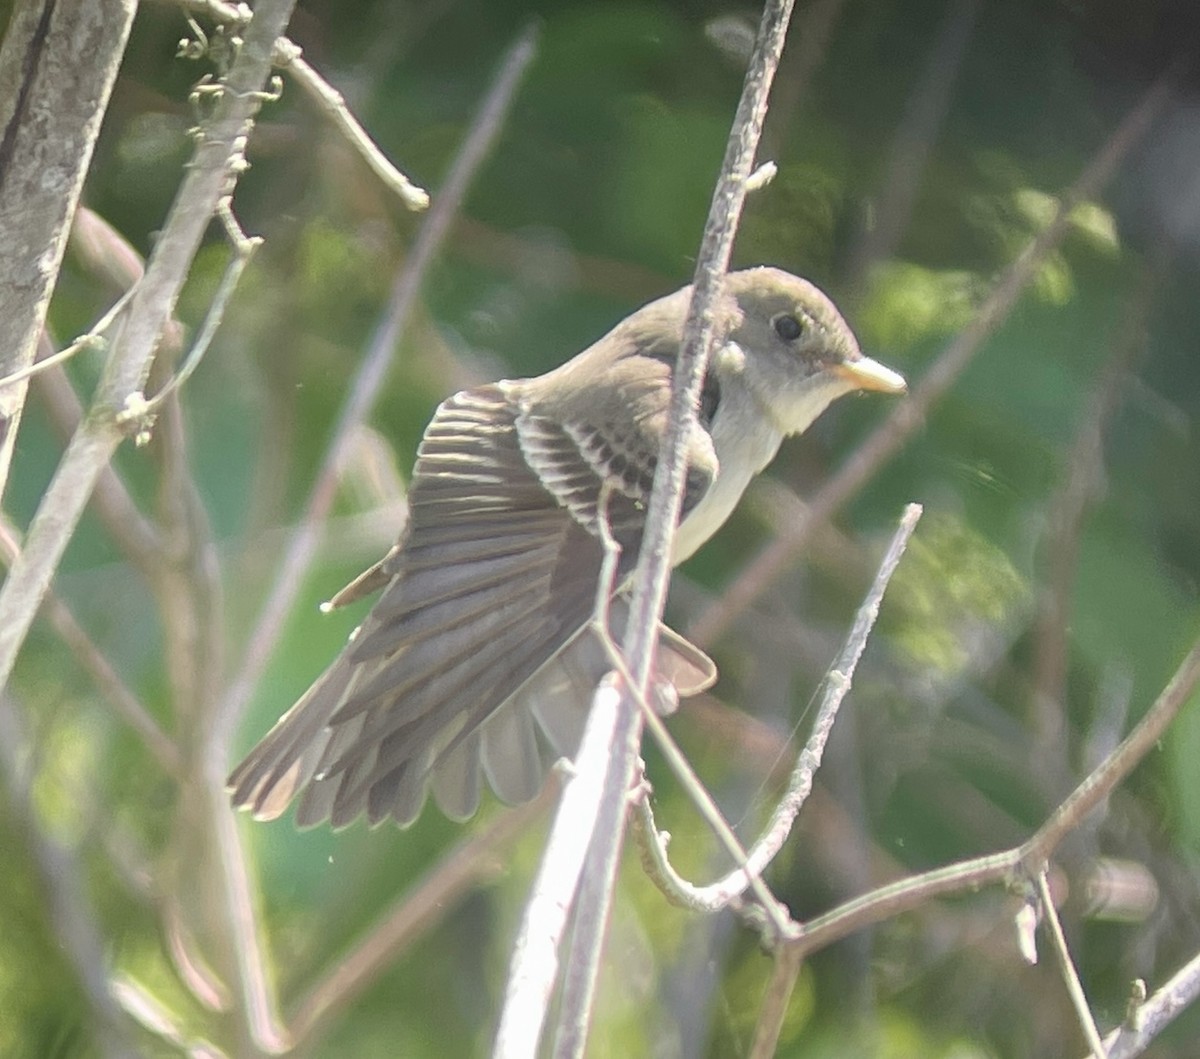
[3,0,1200,1056]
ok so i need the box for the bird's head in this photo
[717,266,906,437]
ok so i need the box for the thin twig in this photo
[547,3,799,1054]
[0,287,132,391]
[787,633,1200,958]
[843,0,981,290]
[748,943,804,1059]
[1098,949,1200,1059]
[0,0,298,723]
[1037,869,1109,1059]
[0,2,301,1052]
[212,22,539,751]
[596,639,795,938]
[1028,255,1160,788]
[160,0,430,210]
[687,66,1177,650]
[129,200,262,420]
[635,504,921,914]
[274,43,430,212]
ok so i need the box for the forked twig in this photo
[635,504,921,916]
[213,23,539,749]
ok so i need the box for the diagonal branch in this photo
[0,0,299,706]
[635,503,921,914]
[212,21,539,750]
[489,2,801,1056]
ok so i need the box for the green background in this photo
[3,0,1200,1055]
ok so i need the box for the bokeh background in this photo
[3,0,1200,1055]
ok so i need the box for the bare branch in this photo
[1098,950,1200,1059]
[1037,870,1109,1059]
[160,0,430,210]
[1029,256,1161,787]
[288,793,551,1049]
[0,518,181,774]
[0,694,136,1057]
[843,0,982,290]
[0,0,299,713]
[212,20,539,750]
[748,943,804,1059]
[131,201,262,420]
[540,1,801,1053]
[273,43,430,212]
[788,633,1200,958]
[635,504,921,914]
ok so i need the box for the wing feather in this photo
[229,372,716,828]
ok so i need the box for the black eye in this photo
[773,313,804,342]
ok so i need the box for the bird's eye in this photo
[773,313,804,342]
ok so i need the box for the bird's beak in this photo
[834,355,907,394]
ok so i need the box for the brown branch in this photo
[0,0,298,715]
[1037,869,1109,1058]
[0,517,181,774]
[788,633,1200,957]
[0,694,137,1057]
[212,22,539,751]
[1098,949,1200,1059]
[32,335,166,579]
[634,504,921,916]
[843,0,982,290]
[546,2,801,1053]
[287,792,552,1049]
[162,0,430,211]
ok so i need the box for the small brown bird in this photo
[228,267,905,829]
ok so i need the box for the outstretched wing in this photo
[228,375,714,829]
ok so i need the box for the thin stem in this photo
[0,694,136,1057]
[0,0,297,719]
[212,22,539,751]
[635,504,921,915]
[1099,949,1200,1059]
[1037,870,1108,1059]
[788,633,1200,959]
[548,2,798,1054]
[0,519,181,774]
[288,794,550,1048]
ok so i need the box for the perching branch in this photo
[556,0,799,1040]
[492,3,801,1056]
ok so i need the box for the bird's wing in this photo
[228,378,715,829]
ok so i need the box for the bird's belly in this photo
[671,463,755,564]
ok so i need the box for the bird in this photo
[227,266,906,829]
